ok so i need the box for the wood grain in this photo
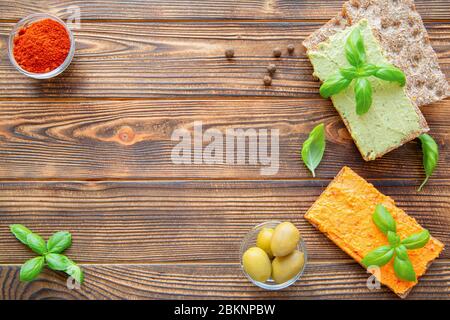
[0,99,448,180]
[0,0,448,21]
[0,260,448,300]
[0,21,448,98]
[0,180,448,264]
[0,0,449,301]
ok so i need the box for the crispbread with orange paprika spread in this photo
[305,166,444,298]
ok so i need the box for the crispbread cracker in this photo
[303,0,448,107]
[307,19,428,161]
[305,166,445,298]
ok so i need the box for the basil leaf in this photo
[20,256,45,282]
[66,264,84,284]
[340,67,358,80]
[361,245,394,268]
[393,246,416,282]
[47,231,72,254]
[360,64,379,77]
[354,77,372,115]
[345,27,366,67]
[26,233,47,255]
[387,231,401,247]
[374,65,406,87]
[10,224,33,246]
[372,204,396,235]
[401,229,430,250]
[46,253,72,271]
[418,134,439,191]
[301,123,326,177]
[319,73,352,98]
[395,244,409,260]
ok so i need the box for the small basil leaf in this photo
[46,253,72,271]
[395,244,409,260]
[361,245,394,268]
[401,229,430,250]
[372,204,396,235]
[387,231,401,247]
[20,256,45,282]
[10,224,33,246]
[393,247,416,282]
[47,231,72,254]
[360,64,379,77]
[26,233,47,255]
[66,264,84,284]
[340,67,358,80]
[301,123,326,177]
[319,74,352,98]
[374,65,406,87]
[345,27,366,67]
[354,77,372,115]
[418,134,439,191]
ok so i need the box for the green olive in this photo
[242,247,272,283]
[271,222,300,257]
[272,250,305,284]
[256,228,274,259]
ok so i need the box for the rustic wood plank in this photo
[0,99,448,180]
[0,260,448,299]
[0,180,448,264]
[0,21,448,98]
[0,0,448,21]
[0,1,448,302]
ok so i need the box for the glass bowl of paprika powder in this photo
[8,13,75,79]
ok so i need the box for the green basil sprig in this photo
[10,224,83,285]
[417,134,439,191]
[361,204,431,282]
[301,123,326,177]
[319,26,406,115]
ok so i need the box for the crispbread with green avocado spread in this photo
[307,19,428,161]
[303,0,448,108]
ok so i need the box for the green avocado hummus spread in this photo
[307,19,428,161]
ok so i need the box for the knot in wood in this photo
[117,126,136,145]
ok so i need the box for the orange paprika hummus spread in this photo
[305,166,444,298]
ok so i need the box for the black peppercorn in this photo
[267,63,277,75]
[287,44,295,54]
[273,48,282,58]
[263,75,272,86]
[225,48,235,59]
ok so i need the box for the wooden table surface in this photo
[0,0,449,300]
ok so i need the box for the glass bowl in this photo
[8,13,75,79]
[240,220,307,290]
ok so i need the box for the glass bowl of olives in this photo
[240,220,307,290]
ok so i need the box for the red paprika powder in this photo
[13,18,71,73]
